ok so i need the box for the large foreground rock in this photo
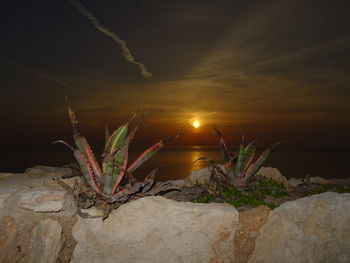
[250,192,350,263]
[71,196,239,263]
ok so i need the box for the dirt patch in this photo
[0,216,17,263]
[57,216,78,263]
[163,184,209,202]
[234,206,270,263]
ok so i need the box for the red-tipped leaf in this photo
[234,135,245,177]
[213,127,231,163]
[246,142,279,178]
[127,134,179,174]
[53,140,101,193]
[67,106,102,178]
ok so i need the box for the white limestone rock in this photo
[288,177,304,187]
[0,189,16,209]
[18,189,66,212]
[25,165,72,178]
[184,167,212,186]
[27,219,65,263]
[0,216,17,263]
[250,192,350,263]
[256,167,288,186]
[0,173,14,179]
[71,196,239,263]
[184,165,225,186]
[310,176,331,185]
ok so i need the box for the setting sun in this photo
[192,120,200,128]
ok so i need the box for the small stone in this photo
[184,165,225,186]
[310,176,331,185]
[184,167,212,186]
[165,179,186,188]
[80,208,104,217]
[60,177,79,189]
[287,177,304,187]
[19,190,66,212]
[256,167,288,186]
[27,219,65,263]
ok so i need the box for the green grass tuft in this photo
[195,175,287,209]
[311,184,350,195]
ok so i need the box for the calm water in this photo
[1,147,349,181]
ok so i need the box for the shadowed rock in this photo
[250,192,350,263]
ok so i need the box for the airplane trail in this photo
[202,77,349,118]
[70,0,153,79]
[0,56,108,103]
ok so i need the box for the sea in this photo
[1,146,349,182]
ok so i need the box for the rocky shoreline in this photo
[1,165,350,262]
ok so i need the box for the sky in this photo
[1,0,350,152]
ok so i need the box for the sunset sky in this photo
[1,0,350,152]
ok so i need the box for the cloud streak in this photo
[70,0,153,79]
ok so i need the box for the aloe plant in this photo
[55,106,178,201]
[198,128,279,188]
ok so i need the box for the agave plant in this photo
[198,128,279,189]
[55,106,178,202]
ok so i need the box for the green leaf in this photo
[102,123,128,174]
[103,114,148,196]
[103,139,130,196]
[234,135,245,178]
[108,124,129,155]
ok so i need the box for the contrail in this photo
[70,0,153,79]
[0,56,108,103]
[202,77,350,118]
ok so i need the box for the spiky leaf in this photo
[105,124,110,145]
[103,116,145,197]
[106,124,128,155]
[240,141,257,175]
[234,135,245,178]
[127,134,179,174]
[103,139,129,196]
[141,168,157,193]
[67,106,102,178]
[246,142,279,178]
[53,140,101,193]
[213,128,231,163]
[102,123,128,174]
